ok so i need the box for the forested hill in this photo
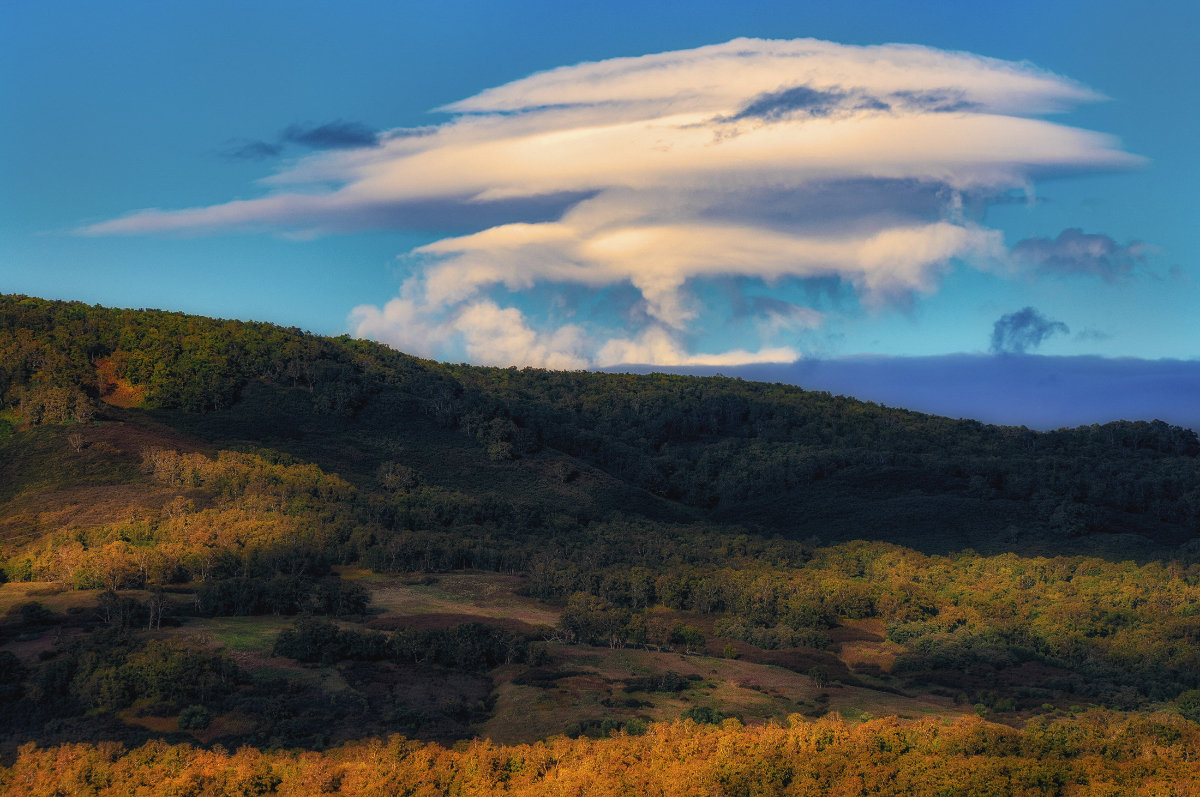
[2,293,1198,559]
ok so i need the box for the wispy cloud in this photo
[79,38,1140,367]
[216,120,380,163]
[282,120,380,150]
[218,139,284,161]
[1013,228,1147,281]
[991,307,1070,354]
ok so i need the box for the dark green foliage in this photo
[196,575,367,617]
[273,618,531,671]
[623,671,691,694]
[680,705,730,725]
[18,601,54,626]
[712,619,831,650]
[177,704,212,731]
[62,632,239,713]
[563,716,645,739]
[671,624,706,653]
[1178,690,1200,723]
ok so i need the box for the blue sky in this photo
[2,1,1198,426]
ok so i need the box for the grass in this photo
[182,616,295,654]
[352,570,561,630]
[0,423,141,505]
[0,581,98,615]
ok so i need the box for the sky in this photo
[3,1,1198,428]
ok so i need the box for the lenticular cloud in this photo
[80,38,1138,368]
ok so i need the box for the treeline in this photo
[272,618,536,670]
[5,712,1200,796]
[0,629,238,724]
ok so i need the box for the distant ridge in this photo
[611,353,1200,433]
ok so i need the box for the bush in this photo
[18,601,53,626]
[681,705,727,725]
[178,704,212,731]
[1177,690,1200,723]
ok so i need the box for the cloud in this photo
[746,296,825,333]
[990,307,1070,354]
[282,120,380,150]
[1074,327,1112,343]
[1012,228,1147,281]
[219,139,284,161]
[217,120,380,163]
[595,327,798,368]
[349,292,797,369]
[79,38,1140,367]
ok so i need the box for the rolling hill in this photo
[3,293,1200,793]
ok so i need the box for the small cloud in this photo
[990,307,1069,354]
[747,296,824,331]
[1012,228,1147,281]
[219,139,284,160]
[281,120,380,150]
[218,120,380,163]
[1074,327,1111,343]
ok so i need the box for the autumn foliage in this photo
[5,712,1200,796]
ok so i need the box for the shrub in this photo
[178,704,212,731]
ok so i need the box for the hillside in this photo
[3,293,1200,790]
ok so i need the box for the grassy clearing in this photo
[180,616,295,653]
[350,570,561,629]
[0,581,98,615]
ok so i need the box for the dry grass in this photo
[0,581,98,615]
[349,570,561,629]
[833,618,906,673]
[96,358,147,409]
[0,483,183,551]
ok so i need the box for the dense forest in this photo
[3,293,1200,794]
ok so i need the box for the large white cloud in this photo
[80,38,1139,368]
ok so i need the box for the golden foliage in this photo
[5,713,1200,796]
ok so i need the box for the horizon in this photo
[3,1,1197,429]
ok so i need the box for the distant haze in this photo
[612,355,1200,433]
